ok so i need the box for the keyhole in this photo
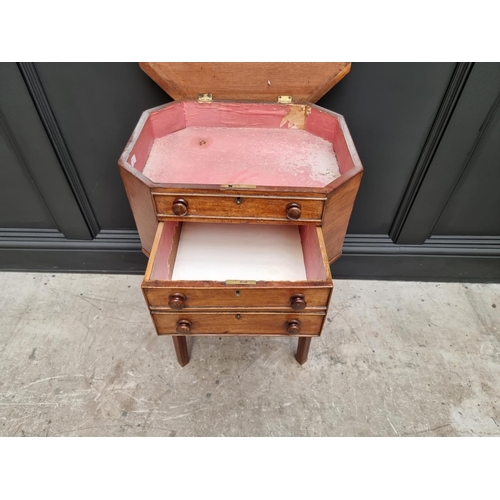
[236,197,242,205]
[235,290,241,297]
[236,314,242,320]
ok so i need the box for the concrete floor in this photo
[0,272,498,436]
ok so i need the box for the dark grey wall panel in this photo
[318,62,456,234]
[34,63,168,230]
[0,119,54,228]
[389,63,474,244]
[0,63,90,238]
[1,62,499,281]
[435,96,500,236]
[395,63,500,243]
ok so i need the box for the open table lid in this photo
[139,62,351,102]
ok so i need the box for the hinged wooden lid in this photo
[139,63,351,103]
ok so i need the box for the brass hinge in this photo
[278,95,292,104]
[198,93,213,103]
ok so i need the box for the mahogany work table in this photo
[119,63,363,366]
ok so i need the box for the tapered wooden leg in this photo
[295,337,312,365]
[172,336,189,367]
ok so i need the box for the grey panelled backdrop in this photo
[0,63,499,281]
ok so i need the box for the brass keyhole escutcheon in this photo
[172,198,188,216]
[286,202,301,220]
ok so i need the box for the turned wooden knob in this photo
[286,319,301,335]
[286,203,301,220]
[290,294,307,310]
[172,198,188,216]
[168,293,186,310]
[176,319,191,334]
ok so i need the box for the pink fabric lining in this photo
[305,107,353,175]
[184,101,288,129]
[128,118,155,173]
[151,221,179,280]
[299,225,327,280]
[129,101,353,186]
[149,103,186,139]
[142,126,340,188]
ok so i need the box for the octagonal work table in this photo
[119,63,363,366]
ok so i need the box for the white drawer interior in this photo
[149,222,329,283]
[172,223,306,281]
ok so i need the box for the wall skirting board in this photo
[332,234,500,282]
[0,229,146,274]
[1,230,498,282]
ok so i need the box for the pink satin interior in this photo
[130,102,347,187]
[298,225,326,281]
[151,222,327,282]
[143,126,340,187]
[183,101,287,129]
[128,118,155,173]
[150,103,186,139]
[305,108,354,175]
[150,221,179,280]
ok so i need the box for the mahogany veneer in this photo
[119,62,363,366]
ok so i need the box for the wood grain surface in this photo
[295,337,312,365]
[323,172,363,264]
[153,192,325,222]
[119,165,158,255]
[172,336,189,366]
[139,63,351,103]
[152,311,325,336]
[144,286,332,311]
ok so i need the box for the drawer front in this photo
[143,286,331,311]
[152,312,325,336]
[153,193,324,222]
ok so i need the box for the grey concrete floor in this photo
[0,272,499,436]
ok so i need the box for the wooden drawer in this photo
[142,221,333,314]
[145,286,331,311]
[152,192,325,223]
[152,311,325,336]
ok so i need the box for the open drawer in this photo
[142,221,333,326]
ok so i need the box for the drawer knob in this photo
[286,319,301,335]
[172,198,188,216]
[176,319,192,334]
[168,293,186,310]
[286,203,301,220]
[290,294,307,311]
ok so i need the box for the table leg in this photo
[295,337,312,365]
[172,336,189,367]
